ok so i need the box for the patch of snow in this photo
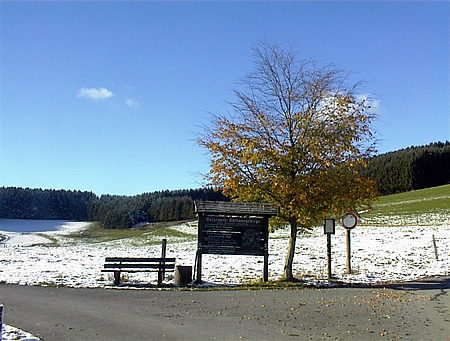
[1,324,41,341]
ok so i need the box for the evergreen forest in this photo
[0,187,228,229]
[362,141,450,195]
[1,141,448,229]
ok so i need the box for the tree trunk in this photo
[283,218,297,281]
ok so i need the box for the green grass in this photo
[361,184,449,225]
[67,220,195,244]
[371,184,449,215]
[30,233,60,247]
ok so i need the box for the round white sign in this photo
[341,212,358,230]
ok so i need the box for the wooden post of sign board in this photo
[263,252,269,282]
[0,304,3,340]
[263,216,269,282]
[196,251,203,284]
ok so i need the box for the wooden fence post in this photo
[158,239,167,286]
[432,235,439,260]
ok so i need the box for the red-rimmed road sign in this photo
[341,212,358,230]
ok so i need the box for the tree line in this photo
[0,187,97,221]
[1,142,448,229]
[362,141,450,195]
[87,189,228,229]
[0,187,228,229]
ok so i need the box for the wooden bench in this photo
[102,257,176,286]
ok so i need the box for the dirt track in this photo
[1,276,449,340]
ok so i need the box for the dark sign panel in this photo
[194,201,276,283]
[198,216,267,255]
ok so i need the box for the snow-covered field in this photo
[1,217,448,288]
[0,217,449,340]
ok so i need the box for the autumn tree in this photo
[198,42,378,281]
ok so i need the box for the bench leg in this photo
[157,268,162,287]
[114,271,121,285]
[157,261,166,287]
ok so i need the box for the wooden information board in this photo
[198,216,266,255]
[194,201,277,283]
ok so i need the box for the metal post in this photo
[327,233,332,280]
[324,218,335,281]
[346,229,351,274]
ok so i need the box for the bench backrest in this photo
[105,257,175,263]
[104,257,176,270]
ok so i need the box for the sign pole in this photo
[323,219,335,281]
[341,212,357,274]
[327,233,332,280]
[346,229,351,274]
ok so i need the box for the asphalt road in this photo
[1,277,449,341]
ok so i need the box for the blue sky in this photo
[1,1,448,196]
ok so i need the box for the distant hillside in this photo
[2,141,448,229]
[362,141,450,195]
[0,187,229,229]
[0,188,96,221]
[88,189,229,229]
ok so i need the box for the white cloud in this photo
[357,94,380,113]
[78,87,114,100]
[125,98,139,108]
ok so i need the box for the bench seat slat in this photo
[101,269,174,273]
[104,264,175,269]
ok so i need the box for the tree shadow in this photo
[376,276,450,292]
